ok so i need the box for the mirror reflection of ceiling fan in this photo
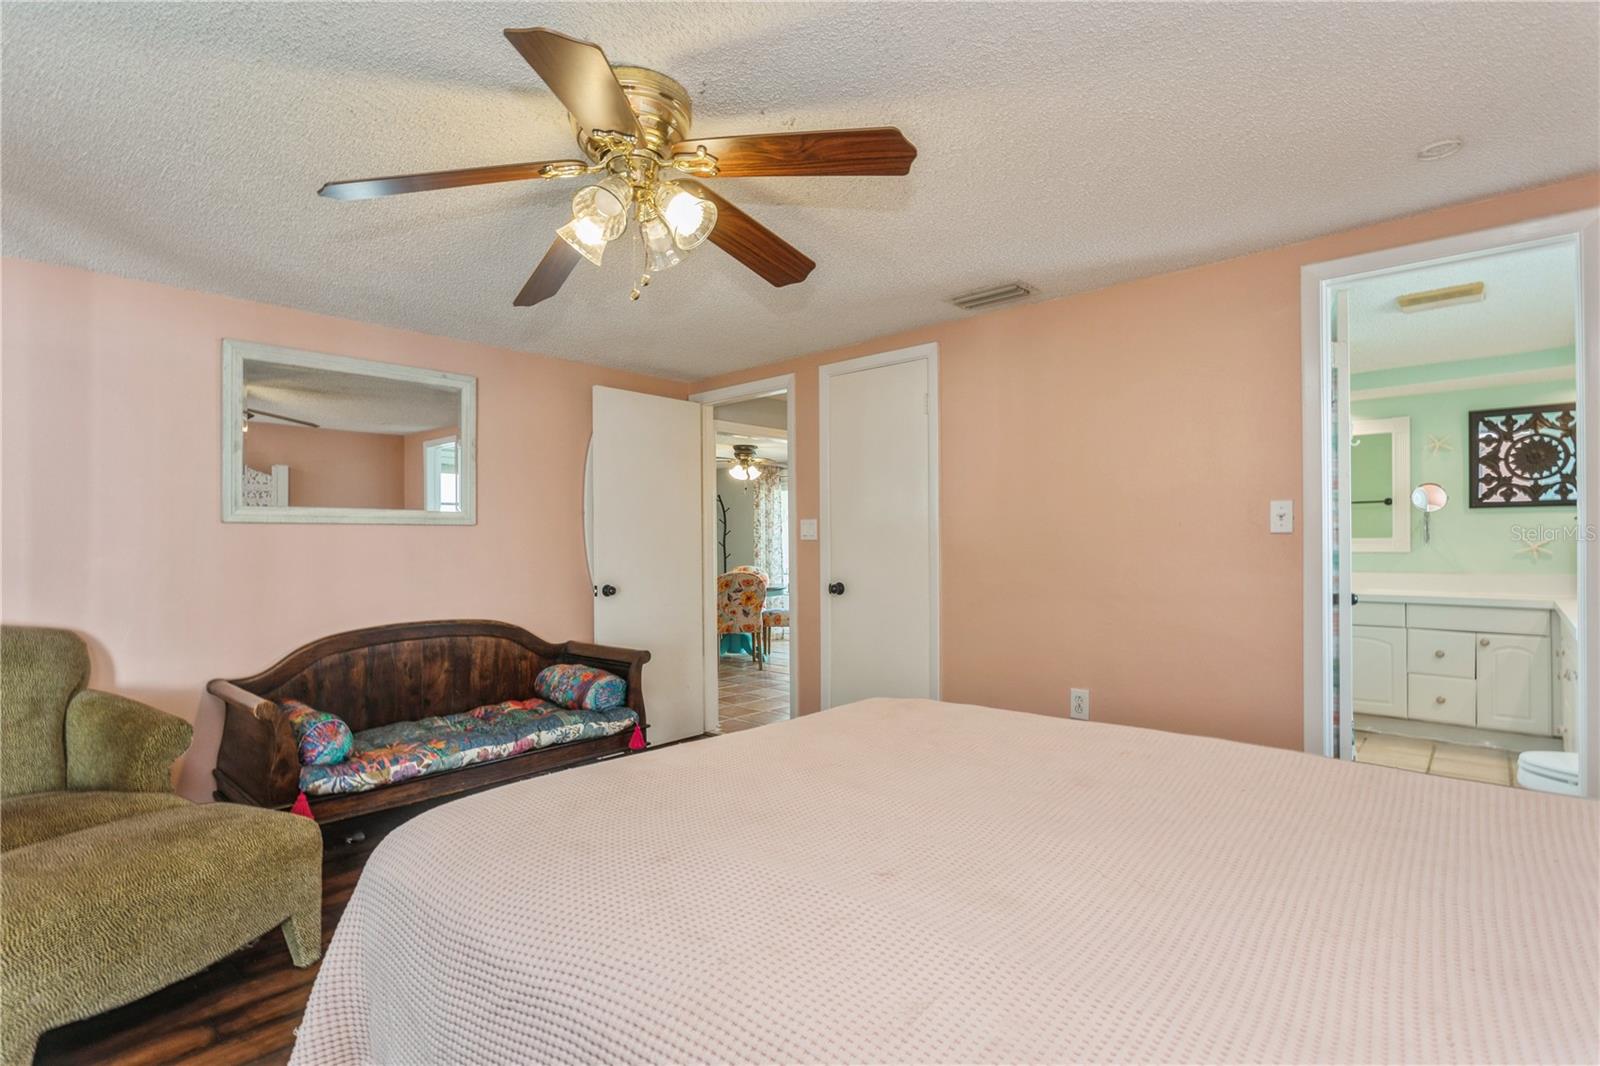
[317,27,917,307]
[717,443,769,481]
[243,407,320,431]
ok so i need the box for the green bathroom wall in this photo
[1351,364,1579,573]
[1350,430,1394,539]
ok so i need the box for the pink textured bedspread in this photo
[292,698,1599,1064]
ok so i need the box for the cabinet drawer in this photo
[1407,674,1476,726]
[1354,601,1406,627]
[1406,629,1476,679]
[1405,604,1549,636]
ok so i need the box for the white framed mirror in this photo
[1350,415,1410,553]
[221,340,476,524]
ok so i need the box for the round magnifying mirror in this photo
[1411,483,1448,512]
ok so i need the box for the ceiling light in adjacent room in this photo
[727,443,760,480]
[1416,138,1464,161]
[1396,281,1485,312]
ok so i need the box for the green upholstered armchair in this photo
[0,626,323,1066]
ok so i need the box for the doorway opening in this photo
[1302,210,1597,797]
[689,377,798,734]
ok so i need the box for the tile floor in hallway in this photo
[719,635,791,733]
[1354,729,1520,787]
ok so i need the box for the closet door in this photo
[820,345,938,708]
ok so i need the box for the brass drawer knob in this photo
[1434,649,1446,658]
[1480,638,1491,647]
[1436,695,1447,704]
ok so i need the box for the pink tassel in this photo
[290,791,315,820]
[628,724,645,751]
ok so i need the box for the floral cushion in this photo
[534,664,627,711]
[298,698,638,796]
[281,699,353,766]
[717,570,767,635]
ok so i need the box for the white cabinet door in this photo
[590,387,705,745]
[1476,634,1552,736]
[1353,625,1408,718]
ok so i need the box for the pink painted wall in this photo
[691,173,1600,751]
[0,259,686,799]
[243,422,406,509]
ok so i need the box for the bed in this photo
[291,698,1598,1064]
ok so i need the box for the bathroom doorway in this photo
[1302,211,1597,796]
[689,376,798,734]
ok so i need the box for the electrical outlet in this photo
[1070,688,1090,720]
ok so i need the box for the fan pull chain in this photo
[629,222,650,302]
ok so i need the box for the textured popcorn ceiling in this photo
[1347,242,1578,373]
[3,3,1596,380]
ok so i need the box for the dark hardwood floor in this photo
[32,740,710,1066]
[32,801,439,1066]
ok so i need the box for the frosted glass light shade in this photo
[728,462,755,481]
[642,216,683,272]
[654,182,716,249]
[558,176,634,266]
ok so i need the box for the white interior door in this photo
[590,386,705,744]
[821,346,938,708]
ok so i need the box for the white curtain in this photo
[751,466,788,588]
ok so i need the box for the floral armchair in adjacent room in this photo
[717,570,767,668]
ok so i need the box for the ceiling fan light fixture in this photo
[558,175,634,265]
[655,181,716,250]
[642,215,684,272]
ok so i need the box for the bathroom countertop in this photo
[1351,573,1580,630]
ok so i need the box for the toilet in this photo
[1516,750,1581,796]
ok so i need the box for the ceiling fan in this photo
[318,28,917,308]
[718,443,771,481]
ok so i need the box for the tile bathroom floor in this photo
[1354,730,1519,787]
[718,635,791,733]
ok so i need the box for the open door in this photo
[589,386,705,744]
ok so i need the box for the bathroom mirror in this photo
[1351,416,1410,552]
[1411,482,1448,543]
[221,340,476,524]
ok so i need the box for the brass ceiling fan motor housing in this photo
[573,66,694,160]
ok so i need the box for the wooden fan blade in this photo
[504,28,641,142]
[672,127,917,177]
[319,160,586,200]
[514,238,583,307]
[679,181,815,288]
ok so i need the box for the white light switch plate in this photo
[799,518,818,541]
[1270,499,1294,534]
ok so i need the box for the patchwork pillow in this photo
[281,699,353,766]
[534,664,627,712]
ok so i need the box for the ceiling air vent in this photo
[950,282,1033,311]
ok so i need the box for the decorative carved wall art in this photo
[1469,402,1577,508]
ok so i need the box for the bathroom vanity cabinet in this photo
[1353,598,1575,745]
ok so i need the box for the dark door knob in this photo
[828,581,845,595]
[601,584,618,597]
